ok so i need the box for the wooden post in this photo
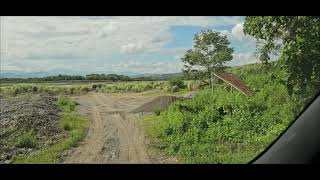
[211,72,213,94]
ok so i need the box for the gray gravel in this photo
[0,94,64,163]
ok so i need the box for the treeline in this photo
[0,73,159,83]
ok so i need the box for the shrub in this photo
[169,78,185,89]
[62,122,72,131]
[92,84,97,90]
[153,106,162,116]
[187,80,202,91]
[80,86,90,93]
[15,131,37,148]
[32,86,38,93]
[55,96,76,112]
[69,87,75,94]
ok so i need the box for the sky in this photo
[0,16,259,74]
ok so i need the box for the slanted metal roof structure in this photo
[212,72,254,96]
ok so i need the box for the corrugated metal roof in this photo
[213,72,254,96]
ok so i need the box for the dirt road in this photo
[63,92,169,164]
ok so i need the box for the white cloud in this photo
[212,22,255,43]
[1,16,245,73]
[226,52,259,66]
[231,23,245,40]
[111,60,183,74]
[231,23,256,42]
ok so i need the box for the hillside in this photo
[143,63,311,163]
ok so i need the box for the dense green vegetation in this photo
[98,81,166,93]
[243,16,320,96]
[0,80,193,96]
[143,16,320,163]
[143,63,307,163]
[13,96,88,163]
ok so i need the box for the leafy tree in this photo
[243,16,320,96]
[181,30,234,83]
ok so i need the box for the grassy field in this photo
[13,96,89,163]
[0,80,199,97]
[142,63,312,163]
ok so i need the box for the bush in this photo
[168,78,185,89]
[62,122,72,131]
[69,87,75,94]
[54,96,76,112]
[187,80,202,91]
[92,84,97,90]
[80,86,90,93]
[153,106,162,116]
[32,86,38,93]
[15,131,37,148]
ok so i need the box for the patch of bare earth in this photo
[63,92,177,164]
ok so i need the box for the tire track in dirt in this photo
[63,93,155,164]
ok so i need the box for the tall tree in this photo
[181,30,234,83]
[243,16,320,96]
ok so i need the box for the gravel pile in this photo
[0,94,64,163]
[130,96,183,113]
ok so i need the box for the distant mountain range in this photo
[0,69,183,79]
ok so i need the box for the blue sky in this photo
[0,16,259,74]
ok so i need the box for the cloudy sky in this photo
[0,16,258,74]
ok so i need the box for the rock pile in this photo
[0,94,64,163]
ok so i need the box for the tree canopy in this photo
[181,30,234,82]
[243,16,320,96]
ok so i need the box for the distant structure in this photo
[212,72,254,96]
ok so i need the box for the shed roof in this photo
[213,72,254,96]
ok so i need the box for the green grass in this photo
[13,96,88,163]
[143,63,306,164]
[0,81,170,96]
[0,80,201,98]
[15,130,38,148]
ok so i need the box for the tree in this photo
[243,16,320,96]
[181,30,234,83]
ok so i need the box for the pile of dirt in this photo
[130,96,183,113]
[0,94,63,163]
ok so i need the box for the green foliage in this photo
[0,81,169,97]
[153,108,161,116]
[187,80,202,91]
[168,78,185,89]
[85,73,130,81]
[99,81,166,93]
[54,96,76,112]
[182,29,234,81]
[144,64,302,163]
[15,130,38,148]
[243,16,320,97]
